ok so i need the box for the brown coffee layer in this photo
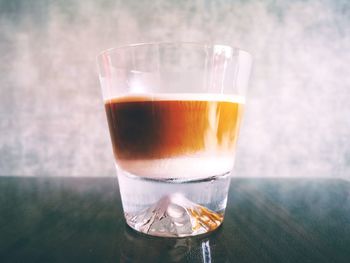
[105,95,244,160]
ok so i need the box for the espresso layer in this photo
[105,94,244,160]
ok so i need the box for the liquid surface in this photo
[105,94,244,178]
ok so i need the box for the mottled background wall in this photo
[0,0,349,177]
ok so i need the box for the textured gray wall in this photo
[0,0,349,177]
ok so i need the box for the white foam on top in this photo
[104,93,245,104]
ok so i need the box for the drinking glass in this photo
[97,42,252,237]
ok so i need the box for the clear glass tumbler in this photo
[97,42,252,237]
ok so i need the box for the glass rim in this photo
[97,41,252,60]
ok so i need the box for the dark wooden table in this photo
[0,177,349,263]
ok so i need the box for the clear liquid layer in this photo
[118,169,231,237]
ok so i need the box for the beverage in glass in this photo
[97,42,252,237]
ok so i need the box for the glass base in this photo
[117,169,231,237]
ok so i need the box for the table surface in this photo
[0,177,349,263]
